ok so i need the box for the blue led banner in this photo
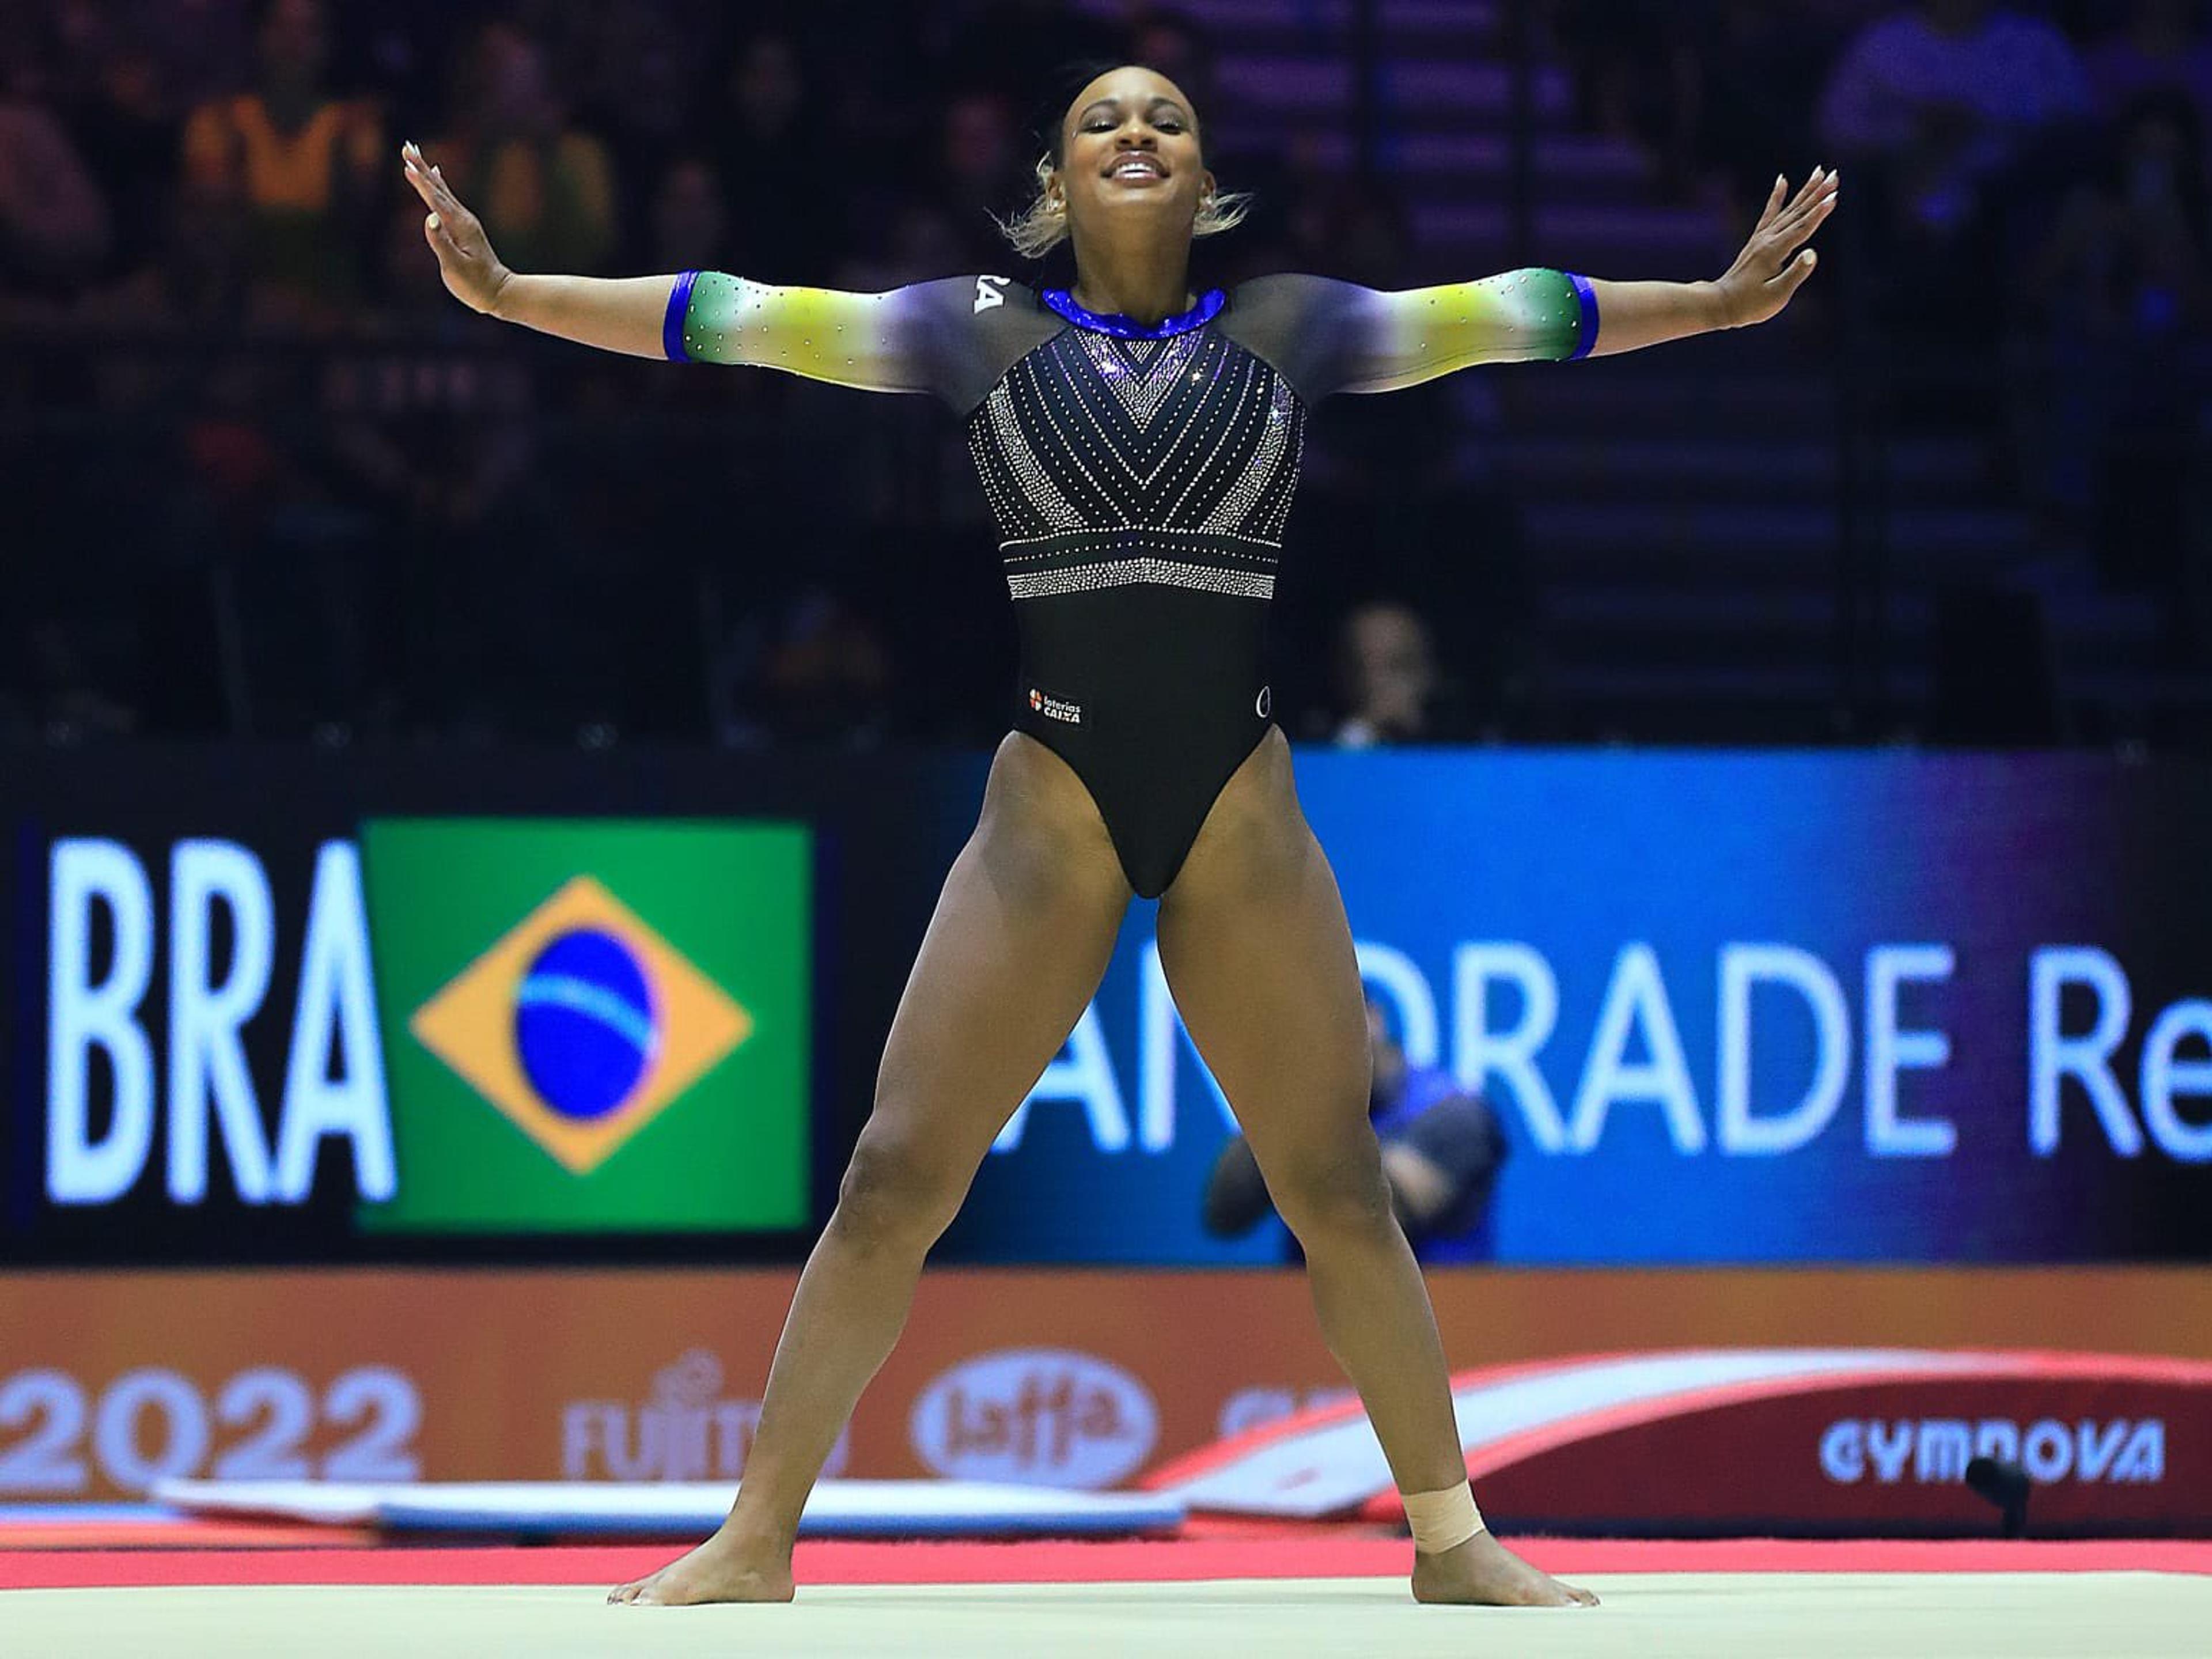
[6,748,2209,1265]
[938,752,2212,1264]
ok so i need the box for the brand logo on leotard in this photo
[1255,685,1273,719]
[1028,687,1081,725]
[974,275,1009,314]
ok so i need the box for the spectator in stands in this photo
[723,586,896,749]
[0,53,112,300]
[56,32,176,283]
[2018,90,2210,607]
[711,32,840,281]
[1203,994,1510,1263]
[86,156,252,330]
[1130,9,1220,118]
[1332,601,1441,747]
[933,89,1029,266]
[2023,90,2210,353]
[25,0,244,148]
[947,0,1130,108]
[566,2,712,264]
[2084,0,2212,131]
[63,0,255,119]
[839,200,967,291]
[266,176,546,737]
[1685,2,1857,214]
[1820,0,2090,241]
[181,0,382,315]
[1550,0,1697,196]
[429,21,615,278]
[652,157,732,273]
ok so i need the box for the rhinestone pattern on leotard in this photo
[967,313,1306,604]
[1005,556,1277,601]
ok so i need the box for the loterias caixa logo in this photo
[355,820,810,1234]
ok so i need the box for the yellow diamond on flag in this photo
[408,875,752,1175]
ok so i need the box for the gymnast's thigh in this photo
[1150,731,1373,1160]
[862,732,1134,1175]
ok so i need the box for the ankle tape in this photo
[1403,1482,1485,1555]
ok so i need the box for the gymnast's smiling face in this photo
[1053,67,1215,258]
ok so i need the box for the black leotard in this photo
[666,267,1597,895]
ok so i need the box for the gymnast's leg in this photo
[1154,730,1595,1608]
[612,733,1132,1605]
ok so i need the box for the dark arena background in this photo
[3,1,2210,1653]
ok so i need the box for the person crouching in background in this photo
[1203,993,1509,1262]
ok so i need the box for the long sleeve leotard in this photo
[666,268,1596,895]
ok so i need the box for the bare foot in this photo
[1410,1529,1600,1608]
[607,1529,794,1607]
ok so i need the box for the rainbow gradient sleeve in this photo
[1332,268,1597,392]
[663,271,934,393]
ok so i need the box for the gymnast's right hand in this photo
[401,141,512,316]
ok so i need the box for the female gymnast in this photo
[402,63,1836,1610]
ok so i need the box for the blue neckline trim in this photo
[1042,287,1226,339]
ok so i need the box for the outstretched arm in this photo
[1323,168,1839,392]
[1585,166,1840,354]
[400,142,931,391]
[403,142,665,353]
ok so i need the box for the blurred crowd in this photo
[3,0,2210,745]
[1560,0,2212,714]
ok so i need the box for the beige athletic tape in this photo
[1403,1482,1485,1555]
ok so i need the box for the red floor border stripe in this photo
[5,1537,2209,1591]
[0,1522,376,1551]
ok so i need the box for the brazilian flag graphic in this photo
[357,820,810,1233]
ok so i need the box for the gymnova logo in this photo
[910,1348,1157,1489]
[1820,1418,2164,1486]
[408,875,752,1175]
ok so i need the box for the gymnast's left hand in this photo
[400,140,512,316]
[1712,167,1839,329]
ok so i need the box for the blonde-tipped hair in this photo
[999,151,1253,260]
